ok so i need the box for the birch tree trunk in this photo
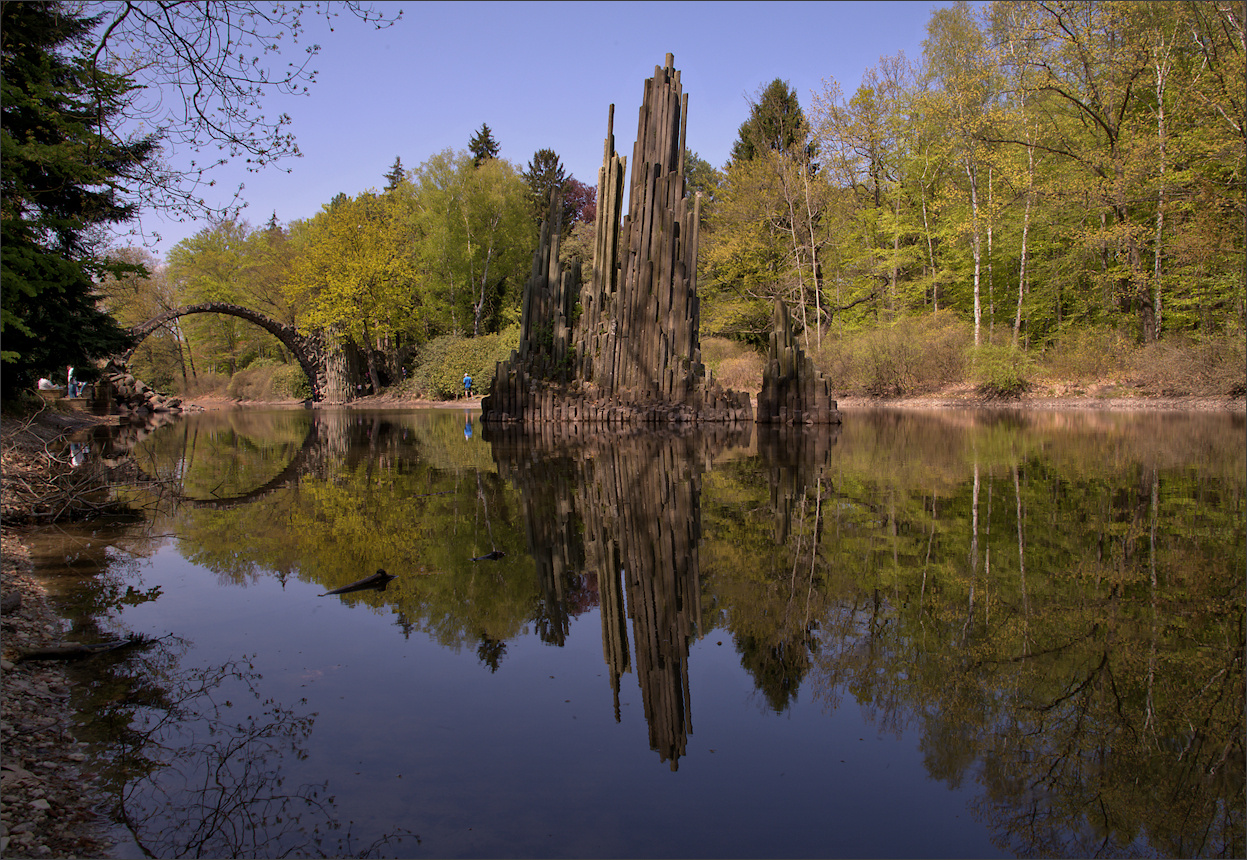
[967,159,982,346]
[1014,142,1033,347]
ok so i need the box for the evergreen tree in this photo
[729,78,818,168]
[1,1,155,395]
[384,156,406,191]
[521,148,569,225]
[468,123,500,167]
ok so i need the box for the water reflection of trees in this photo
[115,408,1244,854]
[65,628,414,858]
[790,411,1245,858]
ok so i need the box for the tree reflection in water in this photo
[81,407,1244,856]
[67,631,416,858]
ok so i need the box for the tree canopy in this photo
[468,123,501,167]
[0,1,150,393]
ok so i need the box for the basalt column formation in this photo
[481,54,751,425]
[756,299,842,425]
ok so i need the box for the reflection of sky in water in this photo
[102,541,993,859]
[27,408,1245,859]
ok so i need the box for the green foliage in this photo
[521,148,569,225]
[410,150,535,337]
[969,342,1033,399]
[271,363,313,399]
[167,220,256,375]
[0,1,152,394]
[412,328,521,399]
[729,78,816,167]
[383,156,405,191]
[1040,325,1134,380]
[695,1,1244,393]
[817,312,972,395]
[468,122,500,167]
[223,358,309,400]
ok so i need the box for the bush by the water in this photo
[816,312,971,396]
[700,337,764,393]
[224,358,311,400]
[971,343,1033,399]
[1128,332,1247,396]
[412,328,522,400]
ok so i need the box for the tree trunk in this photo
[987,165,994,344]
[1153,41,1170,339]
[1014,142,1034,347]
[967,159,982,346]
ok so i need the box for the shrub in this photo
[1129,332,1247,396]
[970,343,1033,399]
[1041,326,1134,380]
[412,327,522,400]
[701,337,764,393]
[271,364,312,399]
[817,312,972,396]
[226,360,278,400]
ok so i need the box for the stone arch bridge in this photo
[125,302,332,402]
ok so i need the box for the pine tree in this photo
[1,1,155,395]
[729,79,817,168]
[383,156,405,191]
[468,123,500,167]
[521,148,569,225]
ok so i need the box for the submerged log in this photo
[321,569,397,596]
[16,634,153,662]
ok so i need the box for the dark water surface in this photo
[23,407,1245,858]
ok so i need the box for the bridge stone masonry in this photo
[126,301,329,402]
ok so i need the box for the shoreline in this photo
[180,390,1246,413]
[1,389,1243,855]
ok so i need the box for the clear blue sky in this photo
[134,0,954,261]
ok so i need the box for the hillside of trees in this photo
[6,1,1243,403]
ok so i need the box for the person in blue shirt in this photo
[463,373,473,398]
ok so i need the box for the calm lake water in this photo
[24,406,1246,859]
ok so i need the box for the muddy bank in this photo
[1,407,119,857]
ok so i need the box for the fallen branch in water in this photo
[15,633,161,663]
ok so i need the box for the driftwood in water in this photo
[16,634,153,663]
[321,569,396,596]
[471,551,506,562]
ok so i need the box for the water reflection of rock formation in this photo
[487,423,750,769]
[736,423,842,712]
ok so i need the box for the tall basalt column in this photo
[483,54,751,426]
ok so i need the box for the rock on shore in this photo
[1,535,112,858]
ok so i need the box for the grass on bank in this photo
[116,317,1245,403]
